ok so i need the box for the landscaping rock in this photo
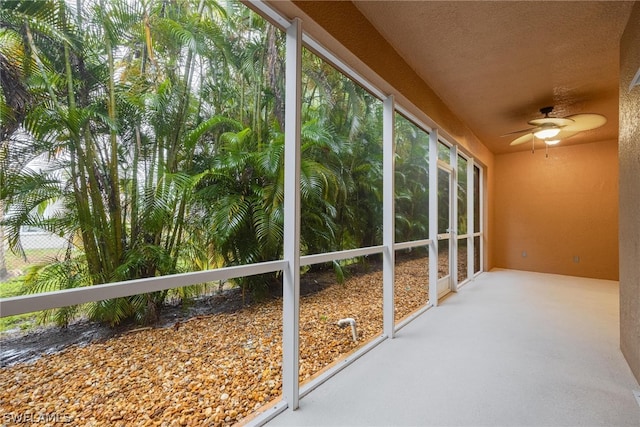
[0,256,431,426]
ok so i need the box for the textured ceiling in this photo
[353,1,634,154]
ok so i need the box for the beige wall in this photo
[493,140,619,280]
[619,1,640,384]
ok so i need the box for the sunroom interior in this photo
[1,0,639,426]
[255,1,640,425]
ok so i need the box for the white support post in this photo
[467,158,475,280]
[428,130,439,306]
[479,165,485,272]
[383,95,395,338]
[283,17,302,411]
[450,145,458,293]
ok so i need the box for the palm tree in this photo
[0,0,257,325]
[0,0,72,280]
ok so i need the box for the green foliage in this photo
[22,256,87,327]
[300,48,384,253]
[0,0,391,327]
[394,113,430,243]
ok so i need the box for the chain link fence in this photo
[1,228,68,283]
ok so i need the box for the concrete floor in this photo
[267,269,640,426]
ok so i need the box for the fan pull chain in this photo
[531,133,535,154]
[545,143,549,158]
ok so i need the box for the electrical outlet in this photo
[573,256,580,263]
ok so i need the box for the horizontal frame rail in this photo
[0,260,288,318]
[0,244,396,319]
[393,239,432,251]
[300,246,384,267]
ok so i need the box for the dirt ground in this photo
[0,252,467,426]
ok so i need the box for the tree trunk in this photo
[265,25,285,131]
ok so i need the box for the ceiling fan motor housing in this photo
[540,106,554,116]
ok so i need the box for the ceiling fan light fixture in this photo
[507,107,607,147]
[534,127,561,139]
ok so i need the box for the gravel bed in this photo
[0,255,430,426]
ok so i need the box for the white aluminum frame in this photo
[466,156,475,283]
[435,160,454,298]
[301,246,384,267]
[453,151,474,289]
[282,16,302,411]
[394,239,432,251]
[473,162,485,276]
[383,95,396,339]
[395,105,435,135]
[390,109,435,328]
[449,143,458,293]
[0,260,287,317]
[428,129,439,306]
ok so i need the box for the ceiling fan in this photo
[506,106,607,146]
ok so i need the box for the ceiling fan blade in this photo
[528,117,574,127]
[509,132,534,146]
[562,113,607,132]
[500,127,536,137]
